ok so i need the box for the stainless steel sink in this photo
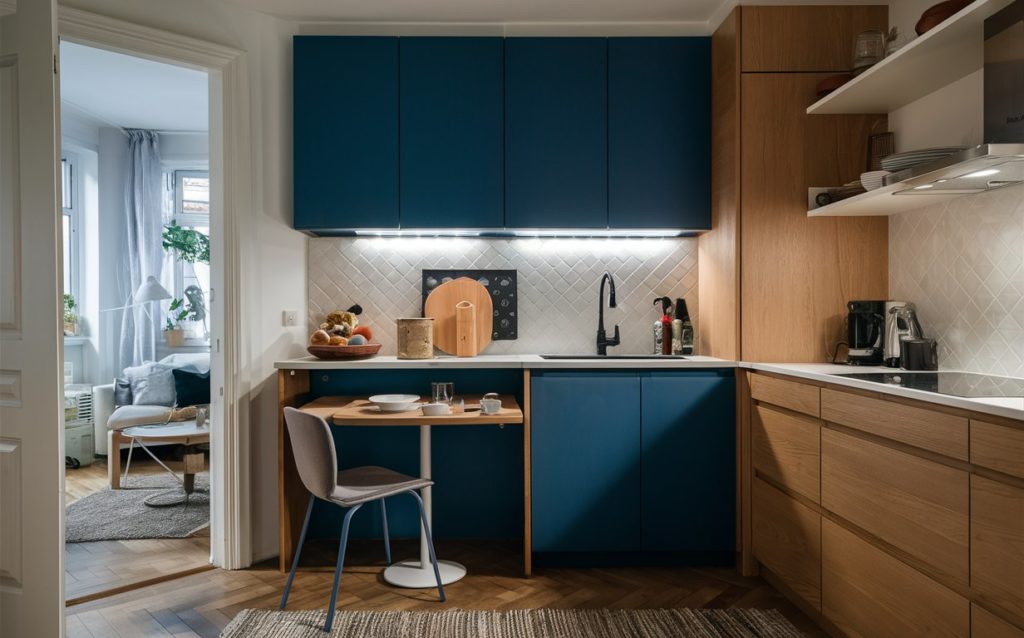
[539,354,688,360]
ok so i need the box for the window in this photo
[61,154,79,305]
[168,169,210,343]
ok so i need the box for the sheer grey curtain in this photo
[117,130,163,371]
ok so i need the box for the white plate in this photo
[368,394,420,412]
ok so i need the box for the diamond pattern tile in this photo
[309,237,699,356]
[889,184,1024,377]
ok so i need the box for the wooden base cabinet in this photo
[752,477,821,610]
[972,475,1024,625]
[822,519,970,638]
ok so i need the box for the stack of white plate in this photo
[880,147,965,172]
[860,170,891,191]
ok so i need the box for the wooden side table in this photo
[299,395,524,587]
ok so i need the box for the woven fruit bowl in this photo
[307,343,382,360]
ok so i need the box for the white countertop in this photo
[274,354,737,370]
[741,362,1024,422]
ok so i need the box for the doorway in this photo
[59,40,216,603]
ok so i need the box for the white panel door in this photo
[0,0,64,636]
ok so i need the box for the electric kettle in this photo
[884,302,923,368]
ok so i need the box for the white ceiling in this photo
[59,41,209,132]
[224,0,724,26]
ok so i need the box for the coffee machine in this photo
[883,301,924,367]
[847,300,885,365]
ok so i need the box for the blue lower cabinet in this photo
[640,371,735,553]
[531,369,735,562]
[531,372,641,552]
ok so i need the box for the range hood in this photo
[887,143,1024,195]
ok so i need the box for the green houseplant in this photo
[162,221,210,265]
[163,297,200,347]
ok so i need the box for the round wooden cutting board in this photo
[424,277,493,356]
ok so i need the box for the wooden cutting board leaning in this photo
[423,277,493,356]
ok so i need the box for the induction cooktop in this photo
[833,372,1024,398]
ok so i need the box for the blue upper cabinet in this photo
[531,372,641,552]
[505,38,609,229]
[608,38,711,230]
[399,38,504,229]
[640,371,735,553]
[293,37,399,231]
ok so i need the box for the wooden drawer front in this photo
[750,374,819,417]
[821,388,968,460]
[972,420,1024,480]
[822,519,969,638]
[973,605,1024,638]
[752,404,820,503]
[972,476,1024,623]
[752,477,821,610]
[822,429,969,586]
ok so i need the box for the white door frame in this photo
[58,7,253,570]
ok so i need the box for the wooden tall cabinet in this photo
[698,6,889,362]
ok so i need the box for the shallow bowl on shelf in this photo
[368,394,421,413]
[307,342,382,360]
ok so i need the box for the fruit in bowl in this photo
[307,306,379,359]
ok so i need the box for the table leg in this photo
[383,424,467,588]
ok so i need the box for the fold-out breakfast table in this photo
[297,394,523,587]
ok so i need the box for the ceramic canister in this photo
[396,317,434,359]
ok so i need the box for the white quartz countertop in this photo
[741,362,1024,422]
[274,354,737,370]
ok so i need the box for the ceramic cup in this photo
[479,397,502,415]
[421,402,451,416]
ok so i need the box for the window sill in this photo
[63,336,89,347]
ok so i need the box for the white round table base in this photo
[383,559,466,588]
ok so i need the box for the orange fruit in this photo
[352,326,373,341]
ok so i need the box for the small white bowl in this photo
[368,394,420,413]
[421,402,451,416]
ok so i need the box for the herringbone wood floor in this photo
[65,457,212,603]
[66,539,825,637]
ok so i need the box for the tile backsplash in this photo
[308,237,698,356]
[889,184,1024,377]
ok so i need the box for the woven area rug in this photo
[220,608,805,638]
[66,473,209,543]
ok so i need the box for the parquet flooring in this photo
[65,457,212,603]
[67,539,826,637]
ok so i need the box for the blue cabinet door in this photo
[505,38,608,229]
[400,37,504,229]
[608,38,711,230]
[293,36,399,231]
[640,371,735,552]
[531,372,641,552]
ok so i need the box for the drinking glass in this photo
[431,382,454,405]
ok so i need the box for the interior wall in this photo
[307,237,699,356]
[883,0,1021,375]
[61,0,309,562]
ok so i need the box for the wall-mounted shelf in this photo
[806,0,1014,115]
[808,185,957,216]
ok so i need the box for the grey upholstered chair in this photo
[280,407,445,632]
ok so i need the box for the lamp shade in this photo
[134,276,171,303]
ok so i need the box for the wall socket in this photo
[282,310,298,327]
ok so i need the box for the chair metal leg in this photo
[280,495,315,610]
[408,490,446,602]
[324,503,362,633]
[380,499,392,566]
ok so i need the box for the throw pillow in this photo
[113,378,133,407]
[172,368,210,407]
[128,363,176,407]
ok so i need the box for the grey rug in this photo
[220,609,805,638]
[66,473,209,543]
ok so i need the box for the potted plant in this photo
[162,221,210,264]
[164,298,190,347]
[63,294,77,336]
